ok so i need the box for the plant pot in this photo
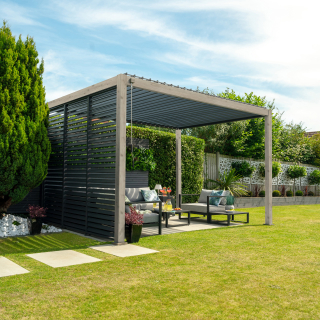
[27,217,43,235]
[225,205,234,211]
[125,224,142,243]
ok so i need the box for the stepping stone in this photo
[26,250,101,268]
[0,257,29,278]
[90,244,158,257]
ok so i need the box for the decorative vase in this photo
[125,224,142,243]
[27,217,43,235]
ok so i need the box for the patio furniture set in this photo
[125,187,249,235]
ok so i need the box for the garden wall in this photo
[204,153,319,195]
[235,196,320,208]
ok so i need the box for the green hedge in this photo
[126,126,205,197]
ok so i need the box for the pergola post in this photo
[265,109,272,225]
[176,130,182,206]
[114,74,127,244]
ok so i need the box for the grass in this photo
[1,205,320,319]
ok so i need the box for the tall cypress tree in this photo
[0,22,51,214]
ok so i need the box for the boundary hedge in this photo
[126,126,205,196]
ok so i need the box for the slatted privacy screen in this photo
[44,86,117,239]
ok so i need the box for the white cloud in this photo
[0,1,44,27]
[13,0,319,129]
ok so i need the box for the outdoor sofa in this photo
[125,187,162,235]
[179,189,228,223]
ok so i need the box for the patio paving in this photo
[90,244,158,257]
[26,250,101,268]
[142,215,241,237]
[0,257,29,278]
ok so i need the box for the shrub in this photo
[259,190,265,197]
[126,147,156,172]
[27,205,47,219]
[308,191,314,196]
[241,190,253,197]
[309,170,320,185]
[272,190,281,197]
[295,190,303,196]
[286,190,293,197]
[258,162,282,178]
[126,126,205,201]
[231,161,255,178]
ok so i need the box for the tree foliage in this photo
[258,162,282,178]
[287,165,307,180]
[189,87,319,165]
[308,170,320,185]
[278,123,314,163]
[188,88,283,159]
[0,22,51,213]
[231,161,255,178]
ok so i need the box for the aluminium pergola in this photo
[48,73,272,244]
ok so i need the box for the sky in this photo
[1,0,320,130]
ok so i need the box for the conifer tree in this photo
[0,22,51,214]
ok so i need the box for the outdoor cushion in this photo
[141,189,160,202]
[181,203,226,213]
[125,187,150,202]
[126,203,153,212]
[198,189,213,203]
[140,203,154,210]
[220,190,230,205]
[125,195,131,213]
[209,190,224,206]
[140,211,160,224]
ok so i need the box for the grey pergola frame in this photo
[48,73,272,243]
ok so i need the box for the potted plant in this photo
[26,205,47,235]
[125,206,143,243]
[209,168,249,197]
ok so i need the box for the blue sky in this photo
[2,0,319,130]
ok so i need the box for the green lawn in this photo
[1,205,320,319]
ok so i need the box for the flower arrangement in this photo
[27,205,47,219]
[125,206,143,225]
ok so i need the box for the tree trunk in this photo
[0,196,12,216]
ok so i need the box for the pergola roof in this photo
[48,73,269,129]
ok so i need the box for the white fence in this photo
[203,153,320,195]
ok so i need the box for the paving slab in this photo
[26,250,101,268]
[0,257,29,278]
[90,244,158,257]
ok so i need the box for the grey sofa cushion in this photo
[125,187,150,202]
[140,203,153,210]
[141,212,160,223]
[198,189,213,203]
[181,203,226,213]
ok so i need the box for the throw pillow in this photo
[220,190,230,205]
[198,189,213,203]
[209,190,224,206]
[141,189,160,202]
[125,195,131,203]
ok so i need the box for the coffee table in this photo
[153,209,191,228]
[207,211,249,226]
